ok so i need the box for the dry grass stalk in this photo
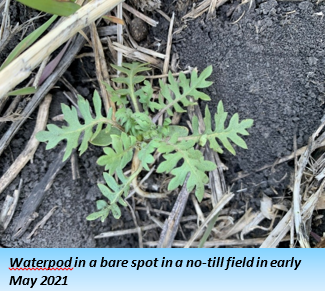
[0,113,23,122]
[162,12,174,80]
[156,9,171,22]
[132,45,165,59]
[292,121,325,248]
[206,147,227,206]
[260,179,325,248]
[0,179,22,231]
[90,23,115,114]
[0,95,52,195]
[0,22,19,52]
[0,78,34,133]
[145,236,291,248]
[125,200,144,248]
[191,194,205,223]
[95,225,154,239]
[208,0,219,16]
[0,0,5,11]
[26,206,58,239]
[237,195,277,240]
[97,25,117,37]
[127,34,166,59]
[0,23,20,112]
[70,153,81,180]
[0,0,124,100]
[0,0,10,39]
[116,3,124,68]
[144,69,193,79]
[157,174,191,248]
[184,193,234,248]
[316,194,325,210]
[315,236,325,248]
[103,35,118,63]
[112,42,163,67]
[183,0,228,20]
[292,140,313,248]
[239,195,276,240]
[123,3,158,26]
[12,145,72,239]
[221,208,255,239]
[95,215,197,239]
[261,120,325,248]
[240,212,266,239]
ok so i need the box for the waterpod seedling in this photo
[36,63,254,221]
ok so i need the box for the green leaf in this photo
[96,200,108,210]
[116,108,157,139]
[199,102,254,155]
[0,15,58,71]
[87,171,134,221]
[111,63,151,111]
[138,142,156,171]
[86,209,109,222]
[168,126,189,138]
[90,127,122,146]
[137,80,164,113]
[36,90,113,161]
[97,132,137,175]
[158,67,213,117]
[111,204,122,219]
[111,63,151,83]
[156,139,216,201]
[7,87,37,96]
[16,0,80,17]
[103,82,129,107]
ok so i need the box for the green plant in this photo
[36,63,253,221]
[16,0,80,17]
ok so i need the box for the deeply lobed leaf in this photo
[36,91,111,161]
[155,138,216,201]
[198,102,254,155]
[158,66,213,116]
[137,80,164,113]
[97,133,137,175]
[110,62,151,108]
[86,170,131,221]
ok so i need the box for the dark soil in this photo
[1,0,325,247]
[176,0,325,198]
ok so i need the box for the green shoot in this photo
[16,0,80,17]
[0,15,58,71]
[7,87,37,96]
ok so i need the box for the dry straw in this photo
[0,0,124,100]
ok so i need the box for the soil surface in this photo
[1,0,325,248]
[177,0,325,194]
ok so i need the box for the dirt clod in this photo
[129,18,149,42]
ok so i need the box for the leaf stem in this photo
[110,166,142,206]
[64,117,124,136]
[178,131,228,142]
[129,77,140,113]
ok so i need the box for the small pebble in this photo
[129,18,148,42]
